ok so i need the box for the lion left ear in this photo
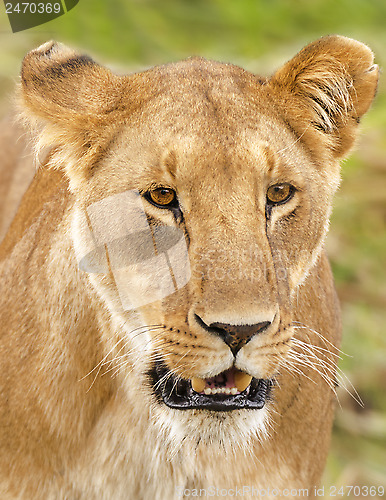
[269,35,379,158]
[21,41,127,129]
[20,41,130,185]
[20,41,153,188]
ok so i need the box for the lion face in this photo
[73,99,336,445]
[20,38,378,446]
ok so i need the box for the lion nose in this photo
[210,321,271,355]
[195,314,272,355]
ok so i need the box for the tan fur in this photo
[0,37,378,499]
[0,118,35,244]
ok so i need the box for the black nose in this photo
[209,321,271,354]
[195,314,272,355]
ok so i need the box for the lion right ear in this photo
[269,35,379,159]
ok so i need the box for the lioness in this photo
[0,36,378,499]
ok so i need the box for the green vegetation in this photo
[0,0,385,489]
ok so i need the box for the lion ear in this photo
[21,41,126,127]
[269,35,379,158]
[20,41,131,187]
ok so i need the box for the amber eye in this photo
[266,183,294,205]
[148,187,177,207]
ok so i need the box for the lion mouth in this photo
[151,362,272,411]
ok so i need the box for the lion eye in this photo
[266,183,294,205]
[148,187,177,207]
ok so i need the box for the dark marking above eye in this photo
[162,150,178,179]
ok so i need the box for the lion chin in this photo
[0,35,378,499]
[148,361,273,451]
[154,403,270,454]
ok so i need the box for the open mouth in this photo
[151,362,272,411]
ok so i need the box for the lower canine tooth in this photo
[234,371,252,392]
[191,377,206,393]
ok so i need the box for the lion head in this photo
[20,36,378,452]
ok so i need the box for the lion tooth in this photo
[191,377,206,393]
[204,388,211,395]
[230,388,238,395]
[234,370,252,392]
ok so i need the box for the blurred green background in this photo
[0,0,385,491]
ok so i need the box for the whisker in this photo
[287,326,363,407]
[291,337,343,360]
[279,356,317,386]
[275,124,311,156]
[105,333,167,366]
[292,322,350,356]
[81,324,163,378]
[80,324,165,391]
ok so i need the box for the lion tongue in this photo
[191,368,252,394]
